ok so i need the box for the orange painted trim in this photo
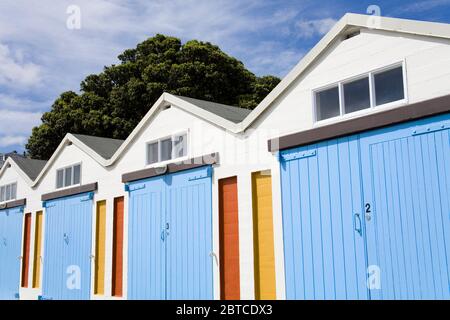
[112,196,124,297]
[219,177,241,300]
[21,213,32,288]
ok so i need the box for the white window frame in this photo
[313,61,408,125]
[55,163,82,189]
[0,182,17,203]
[146,131,189,166]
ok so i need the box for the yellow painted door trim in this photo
[252,171,276,299]
[32,211,43,288]
[94,200,106,295]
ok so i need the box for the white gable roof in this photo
[239,13,450,130]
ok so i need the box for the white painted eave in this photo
[0,157,34,187]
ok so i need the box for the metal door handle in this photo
[63,233,69,244]
[2,237,6,246]
[161,230,165,242]
[354,213,362,236]
[209,251,219,266]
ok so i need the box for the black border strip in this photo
[122,153,220,183]
[41,182,98,201]
[0,198,26,210]
[268,94,450,152]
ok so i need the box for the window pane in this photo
[316,86,340,121]
[64,167,72,187]
[173,134,187,158]
[0,186,5,202]
[56,169,64,189]
[160,138,172,162]
[5,184,11,201]
[147,142,159,164]
[374,66,404,106]
[73,165,81,185]
[10,183,16,200]
[343,77,370,114]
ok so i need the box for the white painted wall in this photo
[2,26,450,301]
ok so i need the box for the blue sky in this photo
[1,0,450,155]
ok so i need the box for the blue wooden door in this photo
[360,114,450,299]
[280,138,368,300]
[127,166,213,300]
[127,176,166,300]
[0,207,23,300]
[165,167,213,300]
[42,193,93,300]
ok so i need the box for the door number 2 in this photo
[365,203,372,221]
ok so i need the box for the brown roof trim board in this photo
[0,198,26,210]
[122,153,220,183]
[268,94,450,152]
[41,182,98,201]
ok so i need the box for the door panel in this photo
[42,193,93,300]
[127,177,166,300]
[165,167,213,300]
[94,200,106,295]
[252,171,277,300]
[219,177,240,300]
[280,138,368,300]
[127,166,213,300]
[21,213,32,288]
[360,114,450,299]
[0,207,23,300]
[32,211,43,289]
[112,197,124,297]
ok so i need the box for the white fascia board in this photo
[239,13,450,130]
[0,157,34,187]
[104,94,168,166]
[239,14,348,130]
[105,93,241,166]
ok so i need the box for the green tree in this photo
[26,34,280,160]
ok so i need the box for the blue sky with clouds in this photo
[1,0,450,155]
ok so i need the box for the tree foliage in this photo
[26,34,280,159]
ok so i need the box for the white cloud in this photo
[295,18,337,39]
[0,110,42,136]
[0,0,334,151]
[0,135,27,148]
[0,43,42,87]
[396,0,450,13]
[0,93,50,112]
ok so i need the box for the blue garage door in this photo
[360,114,450,299]
[41,193,93,300]
[0,206,23,300]
[280,137,368,300]
[280,113,450,300]
[127,166,213,300]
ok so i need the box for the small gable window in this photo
[0,182,17,202]
[56,164,81,189]
[314,63,406,122]
[147,132,188,165]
